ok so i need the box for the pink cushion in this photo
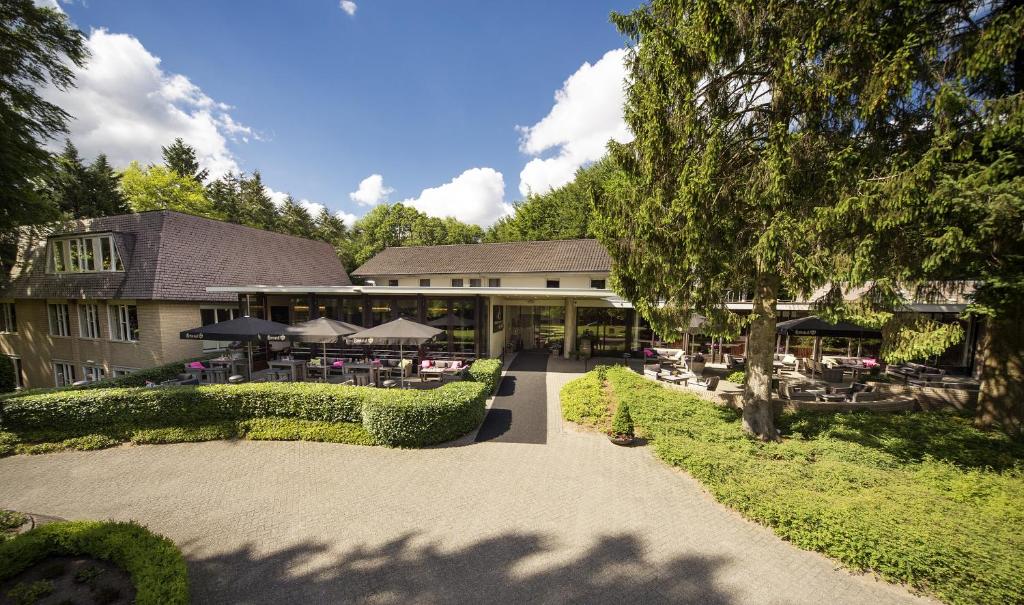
[332,360,345,368]
[189,362,205,369]
[421,360,432,368]
[451,361,462,370]
[644,348,654,358]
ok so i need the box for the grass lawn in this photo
[560,365,1024,605]
[0,417,374,456]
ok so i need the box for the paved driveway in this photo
[0,356,932,604]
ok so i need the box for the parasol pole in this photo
[400,342,405,389]
[323,340,328,383]
[247,340,253,381]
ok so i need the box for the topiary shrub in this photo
[362,381,488,447]
[0,521,188,605]
[610,398,634,438]
[467,358,502,395]
[0,357,15,395]
[725,370,746,384]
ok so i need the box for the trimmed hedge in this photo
[362,381,488,447]
[1,382,368,433]
[467,358,503,395]
[0,521,188,605]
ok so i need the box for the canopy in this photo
[775,316,881,338]
[286,317,363,343]
[427,314,475,328]
[346,317,444,345]
[180,316,290,342]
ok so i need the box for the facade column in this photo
[564,298,576,358]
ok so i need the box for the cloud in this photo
[335,210,358,227]
[40,29,252,178]
[401,167,511,227]
[349,174,394,206]
[517,48,632,197]
[339,0,357,16]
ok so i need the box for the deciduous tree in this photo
[120,161,222,219]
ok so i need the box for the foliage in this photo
[361,382,488,447]
[6,579,52,604]
[572,366,1024,605]
[128,421,240,445]
[349,203,483,269]
[120,161,223,219]
[239,417,373,445]
[725,371,746,385]
[0,356,15,394]
[41,141,129,219]
[486,159,620,242]
[0,0,87,237]
[559,371,609,430]
[881,317,966,365]
[467,358,502,395]
[0,510,27,544]
[0,521,189,605]
[609,398,634,438]
[161,137,208,183]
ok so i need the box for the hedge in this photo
[467,358,503,395]
[362,381,488,447]
[0,521,189,605]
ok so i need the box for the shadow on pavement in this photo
[188,531,733,604]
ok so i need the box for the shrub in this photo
[467,358,503,395]
[0,357,15,395]
[240,417,374,445]
[0,521,188,605]
[362,382,487,447]
[0,382,368,433]
[7,579,52,604]
[129,422,240,445]
[610,399,634,437]
[725,370,745,384]
[560,372,610,429]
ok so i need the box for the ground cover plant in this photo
[560,366,1024,605]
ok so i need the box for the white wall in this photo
[361,272,609,290]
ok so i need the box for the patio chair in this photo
[724,354,746,370]
[693,376,720,391]
[643,363,664,380]
[779,381,822,401]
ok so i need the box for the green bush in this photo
[0,357,15,395]
[560,372,610,429]
[239,417,373,445]
[362,382,487,447]
[467,358,503,394]
[1,382,368,433]
[610,398,634,437]
[0,521,188,605]
[725,370,745,384]
[591,365,1024,605]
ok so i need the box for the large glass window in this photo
[52,361,75,387]
[200,306,239,350]
[340,297,364,326]
[370,298,392,326]
[48,303,70,337]
[318,296,340,320]
[78,303,101,339]
[425,298,450,352]
[576,307,629,353]
[451,299,476,353]
[289,296,310,324]
[0,303,15,333]
[8,356,23,389]
[109,304,139,342]
[82,364,105,382]
[396,297,418,320]
[242,294,265,319]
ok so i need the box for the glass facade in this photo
[451,299,476,353]
[424,298,449,352]
[576,307,629,353]
[370,298,392,326]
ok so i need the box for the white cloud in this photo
[401,167,511,227]
[40,29,252,178]
[33,0,63,11]
[517,48,632,197]
[335,210,358,227]
[349,174,394,206]
[339,0,357,16]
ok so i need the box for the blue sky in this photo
[46,0,639,225]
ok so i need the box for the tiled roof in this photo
[2,211,350,302]
[352,239,611,276]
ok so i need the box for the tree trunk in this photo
[975,307,1024,437]
[742,272,779,441]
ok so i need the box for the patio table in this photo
[344,362,382,386]
[269,358,307,382]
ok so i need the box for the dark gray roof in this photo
[352,239,611,276]
[2,211,350,302]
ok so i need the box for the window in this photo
[488,278,501,288]
[7,356,23,390]
[49,235,122,274]
[52,361,75,387]
[109,304,139,342]
[546,279,560,289]
[451,278,464,287]
[111,367,136,378]
[590,279,606,289]
[200,306,238,350]
[78,303,101,339]
[419,278,431,287]
[388,279,399,287]
[82,364,105,382]
[469,278,481,288]
[0,303,15,333]
[48,303,70,336]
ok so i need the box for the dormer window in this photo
[49,234,122,273]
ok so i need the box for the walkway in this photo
[474,352,548,444]
[0,357,933,605]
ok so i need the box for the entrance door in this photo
[508,305,565,352]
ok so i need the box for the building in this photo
[0,210,350,389]
[210,238,981,374]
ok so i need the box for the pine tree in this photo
[277,196,317,238]
[161,137,208,183]
[84,154,129,216]
[236,171,278,231]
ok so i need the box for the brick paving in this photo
[0,355,934,604]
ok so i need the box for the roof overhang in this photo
[206,285,616,299]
